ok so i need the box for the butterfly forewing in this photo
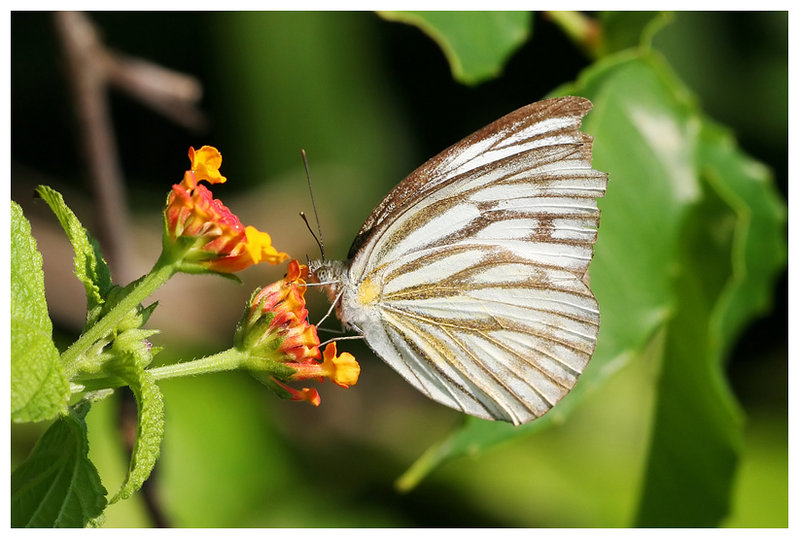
[320,96,607,425]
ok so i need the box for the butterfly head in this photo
[308,259,349,306]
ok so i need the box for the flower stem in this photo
[72,348,248,393]
[60,256,177,379]
[146,348,246,381]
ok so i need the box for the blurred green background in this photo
[11,12,787,527]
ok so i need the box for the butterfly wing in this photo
[342,97,607,425]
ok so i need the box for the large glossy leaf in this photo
[396,50,786,528]
[633,117,786,526]
[379,11,532,85]
[10,201,70,423]
[398,50,697,489]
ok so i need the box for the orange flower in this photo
[281,386,321,406]
[287,342,360,388]
[189,145,226,185]
[246,260,320,361]
[163,146,288,274]
[236,260,360,406]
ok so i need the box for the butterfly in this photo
[309,96,607,425]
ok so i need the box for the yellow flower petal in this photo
[189,145,227,184]
[321,342,360,388]
[331,352,360,387]
[244,226,289,265]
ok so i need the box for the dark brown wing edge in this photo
[347,96,595,259]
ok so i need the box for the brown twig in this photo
[53,11,132,281]
[52,12,207,527]
[53,11,207,281]
[103,50,207,131]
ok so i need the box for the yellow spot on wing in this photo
[358,275,382,305]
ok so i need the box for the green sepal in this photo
[249,369,297,400]
[112,328,160,370]
[160,227,244,281]
[76,347,116,376]
[233,287,278,352]
[173,260,243,283]
[70,285,159,377]
[242,354,297,380]
[236,315,280,355]
[137,301,158,328]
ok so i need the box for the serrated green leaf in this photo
[11,402,107,527]
[35,185,113,327]
[107,357,165,503]
[11,201,70,423]
[398,51,786,525]
[379,11,532,85]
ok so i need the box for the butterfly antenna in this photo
[301,149,325,260]
[300,211,324,258]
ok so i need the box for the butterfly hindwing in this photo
[358,257,599,424]
[320,96,607,425]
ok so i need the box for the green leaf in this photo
[11,402,107,527]
[397,50,786,526]
[398,50,702,488]
[379,11,532,85]
[396,418,521,492]
[633,117,786,526]
[698,122,787,357]
[35,185,113,327]
[10,201,70,423]
[597,11,671,55]
[107,355,165,503]
[546,11,669,59]
[631,176,737,524]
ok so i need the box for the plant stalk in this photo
[60,257,176,379]
[72,348,247,393]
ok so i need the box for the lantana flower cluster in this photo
[164,146,289,274]
[236,260,360,405]
[161,145,359,406]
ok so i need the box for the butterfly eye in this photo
[313,266,334,285]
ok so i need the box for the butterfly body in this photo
[310,97,607,425]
